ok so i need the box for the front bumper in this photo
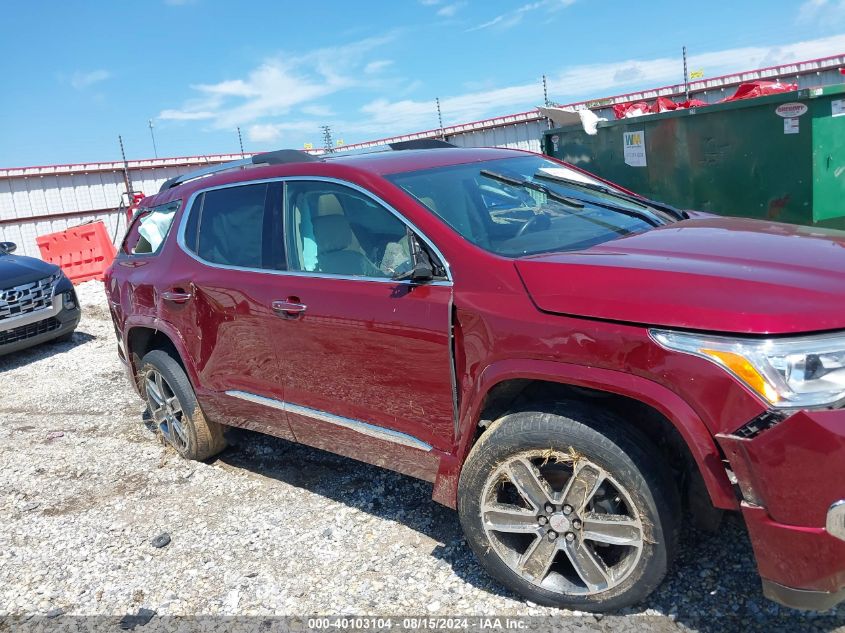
[742,502,845,610]
[0,294,81,356]
[763,580,845,612]
[718,409,845,610]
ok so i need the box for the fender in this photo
[432,358,737,511]
[123,314,200,395]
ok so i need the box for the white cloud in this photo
[160,32,845,152]
[69,69,111,90]
[469,0,575,31]
[798,0,845,22]
[401,79,425,96]
[159,35,394,128]
[194,79,257,97]
[419,0,441,5]
[246,120,321,144]
[301,104,335,117]
[158,109,216,121]
[358,33,845,133]
[437,2,465,17]
[364,59,393,74]
[799,0,826,17]
[247,124,284,143]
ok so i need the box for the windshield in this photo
[387,155,675,257]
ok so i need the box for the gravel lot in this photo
[1,281,844,632]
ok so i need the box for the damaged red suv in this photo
[105,141,845,612]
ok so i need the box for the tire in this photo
[458,402,680,612]
[139,349,226,461]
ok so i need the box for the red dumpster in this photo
[36,221,116,284]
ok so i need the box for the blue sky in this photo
[2,0,844,167]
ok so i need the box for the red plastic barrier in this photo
[36,221,117,284]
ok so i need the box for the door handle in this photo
[161,289,192,304]
[272,299,307,317]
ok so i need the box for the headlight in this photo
[63,290,77,309]
[650,329,845,409]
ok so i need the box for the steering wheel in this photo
[515,213,551,238]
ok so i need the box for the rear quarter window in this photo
[122,200,180,256]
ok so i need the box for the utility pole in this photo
[321,125,333,153]
[148,119,158,158]
[436,97,444,139]
[118,135,133,196]
[683,46,690,102]
[237,127,245,156]
[542,75,553,130]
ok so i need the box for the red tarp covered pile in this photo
[612,97,708,119]
[720,80,798,102]
[612,80,797,119]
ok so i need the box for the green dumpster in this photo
[542,84,845,228]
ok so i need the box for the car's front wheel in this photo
[139,349,226,461]
[458,403,680,612]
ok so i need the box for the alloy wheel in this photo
[480,450,644,596]
[144,368,190,452]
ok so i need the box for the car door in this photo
[274,178,455,480]
[173,180,295,441]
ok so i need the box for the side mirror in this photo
[407,260,434,283]
[393,231,436,284]
[393,259,434,283]
[0,241,16,254]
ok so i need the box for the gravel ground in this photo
[1,281,844,632]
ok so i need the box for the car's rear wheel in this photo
[140,349,226,460]
[458,403,679,612]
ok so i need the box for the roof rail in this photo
[327,138,458,159]
[159,148,316,192]
[388,139,456,150]
[253,149,319,165]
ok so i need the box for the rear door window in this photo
[186,182,284,270]
[123,200,180,255]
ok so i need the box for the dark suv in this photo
[0,241,79,355]
[105,143,845,612]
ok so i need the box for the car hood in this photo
[514,217,845,335]
[0,253,59,289]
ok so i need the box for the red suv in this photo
[105,142,845,612]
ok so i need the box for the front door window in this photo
[285,181,414,279]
